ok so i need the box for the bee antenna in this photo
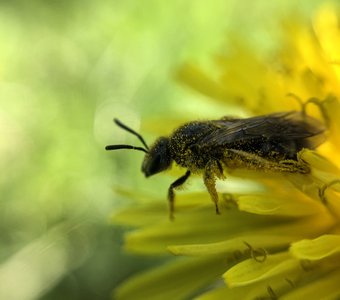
[113,118,149,150]
[105,144,148,153]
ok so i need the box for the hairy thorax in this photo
[168,121,223,171]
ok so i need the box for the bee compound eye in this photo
[150,154,161,172]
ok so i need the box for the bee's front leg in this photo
[168,170,191,220]
[203,161,221,215]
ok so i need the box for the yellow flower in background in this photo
[113,6,340,300]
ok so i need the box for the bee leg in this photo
[303,96,331,128]
[227,149,310,174]
[276,159,310,174]
[275,151,310,174]
[286,92,332,128]
[203,162,221,215]
[168,170,191,220]
[217,161,225,178]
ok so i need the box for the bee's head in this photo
[142,137,172,177]
[105,119,172,177]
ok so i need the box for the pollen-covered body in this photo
[169,122,220,171]
[168,112,325,174]
[107,111,326,219]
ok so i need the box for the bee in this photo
[106,111,326,219]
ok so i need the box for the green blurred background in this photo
[0,1,330,299]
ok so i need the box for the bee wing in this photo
[199,111,326,148]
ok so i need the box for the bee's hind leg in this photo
[275,158,310,174]
[275,150,311,174]
[227,149,310,174]
[203,161,222,215]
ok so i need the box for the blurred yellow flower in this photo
[113,5,340,300]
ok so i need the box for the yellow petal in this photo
[175,63,231,104]
[290,234,340,260]
[281,269,340,300]
[115,255,228,300]
[111,187,209,227]
[125,206,334,255]
[313,5,340,87]
[322,95,340,150]
[300,149,340,177]
[224,252,300,287]
[123,209,279,255]
[198,272,301,300]
[196,286,245,300]
[237,193,323,217]
[215,36,301,114]
[123,213,269,255]
[168,234,296,256]
[112,202,167,227]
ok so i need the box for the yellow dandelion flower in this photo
[113,5,340,300]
